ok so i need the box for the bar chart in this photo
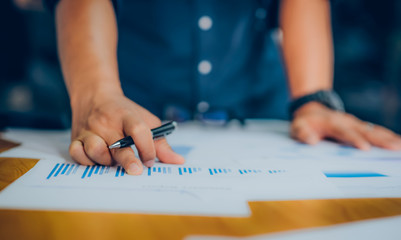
[47,163,112,180]
[45,163,288,180]
[47,163,79,179]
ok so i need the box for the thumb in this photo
[155,138,185,164]
[291,119,322,145]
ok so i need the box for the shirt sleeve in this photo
[43,0,119,14]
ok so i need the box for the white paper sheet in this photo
[0,128,71,161]
[1,120,400,215]
[0,160,340,216]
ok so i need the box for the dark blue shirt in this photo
[47,0,289,121]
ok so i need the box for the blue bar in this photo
[253,170,257,173]
[183,168,187,173]
[99,165,105,175]
[244,170,247,174]
[209,169,213,175]
[61,164,70,175]
[269,170,272,174]
[81,166,90,179]
[324,172,387,178]
[163,167,166,174]
[158,167,161,173]
[179,168,182,175]
[223,169,227,173]
[105,166,110,174]
[153,167,156,172]
[193,168,197,172]
[168,167,171,174]
[73,164,79,174]
[88,165,96,177]
[121,168,125,176]
[66,164,74,175]
[54,164,65,177]
[115,166,121,177]
[278,170,281,173]
[273,170,277,173]
[239,170,243,174]
[218,169,222,173]
[148,168,151,176]
[213,169,218,174]
[189,168,192,174]
[94,165,100,174]
[248,170,251,172]
[46,163,60,179]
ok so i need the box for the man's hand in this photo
[55,0,184,175]
[291,102,401,150]
[69,92,184,175]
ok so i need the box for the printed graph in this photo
[208,168,231,175]
[324,172,387,178]
[47,163,79,179]
[46,163,288,180]
[148,166,172,176]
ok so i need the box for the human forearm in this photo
[54,0,184,173]
[281,0,401,150]
[280,0,333,99]
[56,0,123,108]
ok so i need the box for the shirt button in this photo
[198,16,213,31]
[255,8,267,19]
[197,101,210,113]
[198,60,212,75]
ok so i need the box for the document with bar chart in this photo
[0,160,341,216]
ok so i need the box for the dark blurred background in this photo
[0,0,400,133]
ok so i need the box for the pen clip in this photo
[153,131,173,140]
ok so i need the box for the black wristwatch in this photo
[289,90,345,119]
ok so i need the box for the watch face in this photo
[326,92,345,112]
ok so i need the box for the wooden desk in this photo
[0,140,400,240]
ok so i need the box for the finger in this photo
[290,119,322,145]
[327,125,371,150]
[82,134,113,165]
[123,118,156,167]
[103,131,144,175]
[110,147,143,175]
[359,123,401,150]
[155,138,185,164]
[69,140,95,165]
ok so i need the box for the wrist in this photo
[293,102,328,118]
[69,81,124,111]
[289,90,344,120]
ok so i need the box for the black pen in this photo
[108,121,177,149]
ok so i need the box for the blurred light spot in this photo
[198,16,213,31]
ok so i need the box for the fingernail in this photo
[390,142,401,150]
[127,163,140,175]
[144,159,155,168]
[307,135,319,144]
[360,143,371,151]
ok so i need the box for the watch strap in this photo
[289,90,345,119]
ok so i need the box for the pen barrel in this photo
[151,121,176,137]
[111,121,176,148]
[119,136,135,148]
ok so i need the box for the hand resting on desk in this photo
[291,102,401,151]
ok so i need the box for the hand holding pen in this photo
[109,121,177,149]
[68,95,184,176]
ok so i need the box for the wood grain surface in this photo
[0,138,20,154]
